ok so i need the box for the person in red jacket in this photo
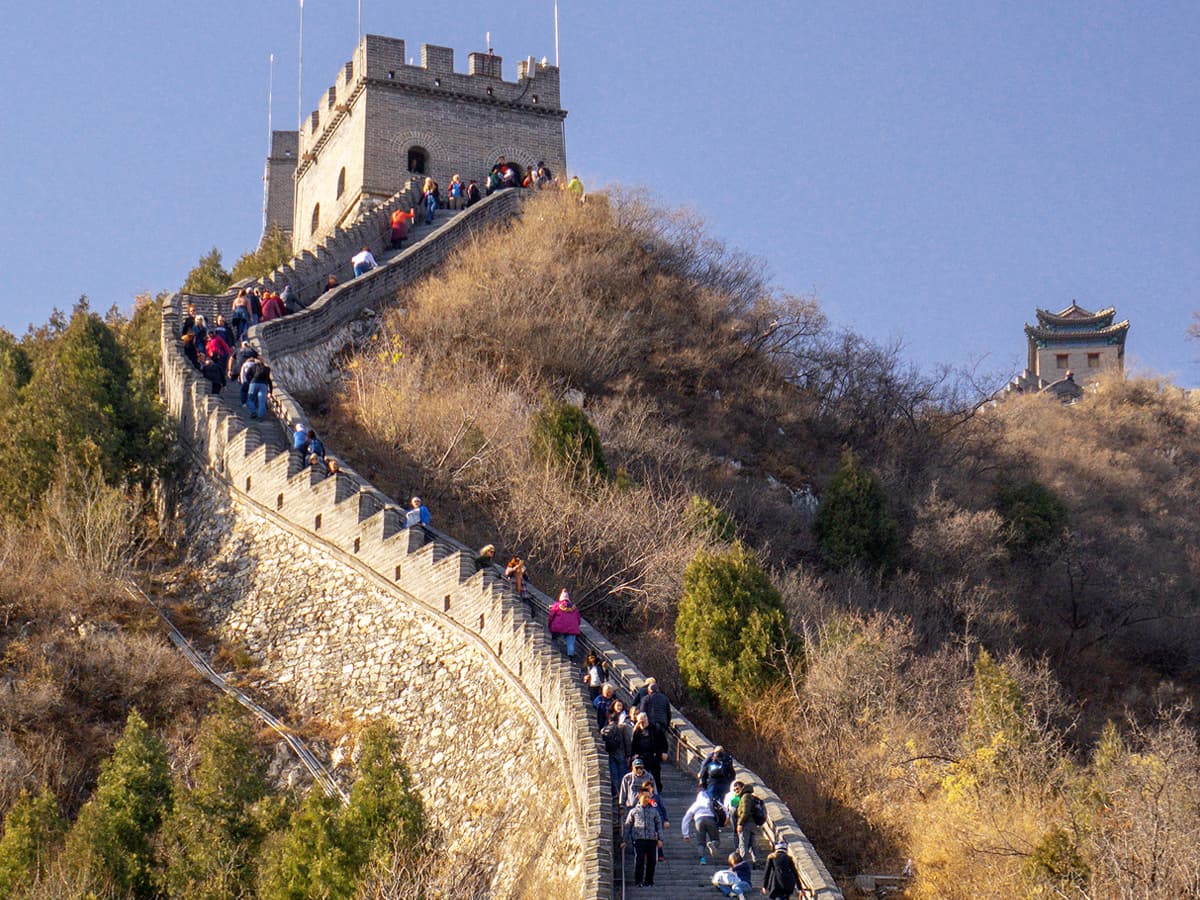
[260,291,286,321]
[548,588,581,659]
[205,332,231,369]
[390,207,413,249]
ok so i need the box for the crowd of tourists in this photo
[597,672,800,894]
[457,539,801,894]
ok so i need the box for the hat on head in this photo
[774,841,788,853]
[631,757,644,767]
[645,677,656,686]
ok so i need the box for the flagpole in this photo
[297,0,305,133]
[554,0,559,67]
[358,0,362,42]
[267,53,275,154]
[264,52,274,233]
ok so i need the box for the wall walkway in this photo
[163,189,843,899]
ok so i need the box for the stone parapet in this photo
[250,189,524,394]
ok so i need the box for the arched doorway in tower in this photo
[407,146,429,174]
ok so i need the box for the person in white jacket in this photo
[681,789,722,863]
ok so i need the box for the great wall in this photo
[162,31,844,897]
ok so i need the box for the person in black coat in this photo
[629,712,668,792]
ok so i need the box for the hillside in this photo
[311,190,1200,898]
[0,303,455,899]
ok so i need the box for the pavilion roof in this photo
[1034,301,1117,328]
[1024,319,1130,343]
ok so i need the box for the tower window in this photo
[336,167,346,198]
[1087,352,1100,368]
[1056,354,1069,369]
[311,203,320,234]
[407,146,429,174]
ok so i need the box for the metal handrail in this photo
[125,582,349,803]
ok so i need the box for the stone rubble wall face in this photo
[177,473,583,895]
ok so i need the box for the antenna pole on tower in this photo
[297,0,305,133]
[264,52,275,233]
[554,0,559,67]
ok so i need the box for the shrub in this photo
[813,450,899,571]
[0,788,65,896]
[676,542,788,706]
[41,461,149,576]
[994,478,1067,555]
[62,709,172,898]
[529,399,608,481]
[685,494,737,543]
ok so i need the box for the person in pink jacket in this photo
[548,588,582,659]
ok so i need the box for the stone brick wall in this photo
[264,131,298,238]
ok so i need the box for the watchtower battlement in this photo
[264,33,567,255]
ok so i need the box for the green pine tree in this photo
[0,303,166,517]
[162,698,273,898]
[0,787,66,896]
[258,790,355,900]
[339,722,425,874]
[181,247,231,295]
[230,225,294,282]
[258,722,425,900]
[995,478,1068,555]
[62,709,172,898]
[676,542,789,707]
[813,450,900,571]
[684,494,737,543]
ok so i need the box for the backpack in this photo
[709,796,728,828]
[600,724,623,755]
[750,795,767,826]
[772,853,798,893]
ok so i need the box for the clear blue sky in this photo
[2,2,1197,386]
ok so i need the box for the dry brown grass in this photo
[0,523,210,820]
[316,190,1200,893]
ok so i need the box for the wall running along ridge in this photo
[163,192,843,899]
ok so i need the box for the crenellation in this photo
[467,50,503,79]
[421,43,454,76]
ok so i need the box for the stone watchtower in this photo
[1024,302,1129,383]
[1004,301,1130,399]
[263,34,567,254]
